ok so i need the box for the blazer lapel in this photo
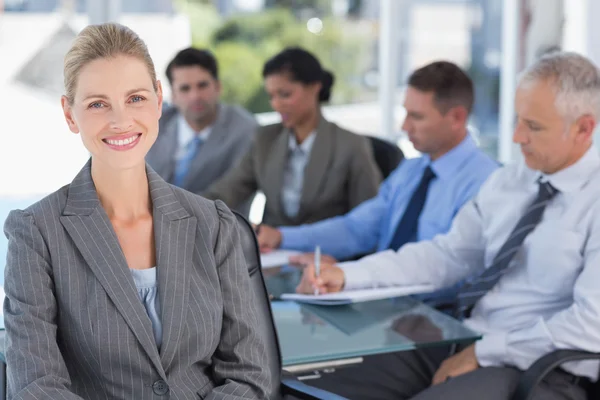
[146,167,196,371]
[262,128,289,223]
[296,116,334,221]
[59,161,166,379]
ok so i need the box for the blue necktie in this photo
[388,166,436,250]
[172,136,203,187]
[455,181,559,318]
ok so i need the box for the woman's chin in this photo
[92,155,147,172]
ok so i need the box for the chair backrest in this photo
[233,212,283,400]
[368,136,404,179]
[592,377,600,398]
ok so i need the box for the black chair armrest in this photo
[281,372,349,400]
[512,350,600,400]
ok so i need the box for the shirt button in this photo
[152,379,169,395]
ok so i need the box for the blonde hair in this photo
[63,23,157,104]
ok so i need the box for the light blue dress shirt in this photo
[280,135,499,260]
[130,267,162,348]
[281,132,317,218]
[339,147,600,380]
[175,114,212,161]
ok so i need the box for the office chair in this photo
[511,350,600,400]
[368,136,404,179]
[233,211,349,399]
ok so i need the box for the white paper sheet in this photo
[260,250,302,268]
[280,284,436,305]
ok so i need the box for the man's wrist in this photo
[338,261,371,290]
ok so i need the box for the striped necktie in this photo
[456,180,559,318]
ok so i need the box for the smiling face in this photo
[61,55,163,171]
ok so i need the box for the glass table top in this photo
[0,267,481,368]
[264,266,481,367]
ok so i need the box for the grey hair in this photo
[518,51,600,122]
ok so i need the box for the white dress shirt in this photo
[281,131,316,218]
[340,147,600,379]
[175,114,212,160]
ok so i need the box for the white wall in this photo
[563,0,600,148]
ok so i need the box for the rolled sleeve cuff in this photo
[279,227,305,250]
[474,332,508,367]
[339,261,373,291]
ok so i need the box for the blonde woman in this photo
[3,23,274,399]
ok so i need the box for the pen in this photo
[314,245,321,296]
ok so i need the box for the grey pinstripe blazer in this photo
[3,161,274,399]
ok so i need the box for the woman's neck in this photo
[91,160,151,221]
[293,109,320,144]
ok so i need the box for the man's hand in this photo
[256,224,282,253]
[431,344,479,385]
[289,252,338,266]
[296,263,345,294]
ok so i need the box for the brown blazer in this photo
[203,115,382,226]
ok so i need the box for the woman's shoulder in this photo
[3,185,70,236]
[168,185,234,225]
[325,120,370,148]
[17,185,69,219]
[321,117,360,137]
[255,122,284,138]
[249,123,288,155]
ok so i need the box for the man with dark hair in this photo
[146,47,257,201]
[258,61,498,306]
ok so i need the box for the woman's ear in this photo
[156,80,164,119]
[61,95,80,134]
[310,81,322,98]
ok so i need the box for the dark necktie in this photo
[388,166,436,250]
[456,181,559,318]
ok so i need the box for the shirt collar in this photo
[535,146,600,193]
[425,134,479,180]
[177,114,212,149]
[288,130,317,154]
